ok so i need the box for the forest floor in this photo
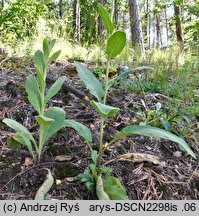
[0,56,199,200]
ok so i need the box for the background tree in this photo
[173,0,184,66]
[129,0,146,59]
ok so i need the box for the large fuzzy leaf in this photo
[45,76,66,104]
[103,175,128,200]
[113,125,196,159]
[35,169,54,200]
[107,31,126,59]
[2,119,35,155]
[98,3,114,35]
[91,101,119,119]
[43,107,66,143]
[63,119,93,150]
[75,62,104,102]
[25,74,41,113]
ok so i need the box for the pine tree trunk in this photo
[129,0,146,59]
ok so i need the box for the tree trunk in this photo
[98,0,104,38]
[156,14,161,47]
[164,8,169,46]
[129,0,146,59]
[74,0,80,42]
[174,3,184,66]
[59,0,63,18]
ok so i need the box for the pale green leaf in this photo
[96,175,110,200]
[35,169,54,200]
[43,107,66,143]
[90,101,119,119]
[35,65,45,90]
[14,133,33,154]
[113,125,196,159]
[75,62,104,102]
[25,75,41,113]
[34,50,44,75]
[98,3,114,35]
[3,118,35,143]
[63,119,93,150]
[103,175,128,200]
[43,38,50,60]
[107,31,126,59]
[3,118,35,155]
[36,115,54,127]
[45,76,66,104]
[91,150,98,164]
[48,50,61,65]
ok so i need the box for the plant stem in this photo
[97,118,105,168]
[103,58,110,104]
[37,81,46,160]
[97,58,111,169]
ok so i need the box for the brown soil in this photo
[0,57,199,200]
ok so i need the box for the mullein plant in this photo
[3,38,92,161]
[74,3,196,200]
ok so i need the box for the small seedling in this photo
[74,3,196,200]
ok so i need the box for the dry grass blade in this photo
[107,153,166,167]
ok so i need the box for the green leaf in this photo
[35,169,54,200]
[107,31,126,59]
[43,107,66,143]
[103,175,128,200]
[25,75,41,113]
[14,133,33,154]
[48,50,61,65]
[45,76,66,104]
[35,65,45,90]
[75,62,104,102]
[91,150,98,164]
[7,136,22,151]
[43,38,50,60]
[98,3,114,35]
[36,115,54,127]
[63,119,93,150]
[34,50,44,75]
[47,39,56,53]
[2,119,35,155]
[113,125,196,159]
[96,175,110,200]
[90,101,119,119]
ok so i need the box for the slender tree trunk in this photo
[59,0,63,18]
[156,14,161,47]
[129,0,146,60]
[98,0,104,38]
[174,3,184,66]
[74,0,80,42]
[164,8,169,45]
[114,0,119,26]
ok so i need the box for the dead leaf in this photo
[115,153,166,167]
[54,155,72,162]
